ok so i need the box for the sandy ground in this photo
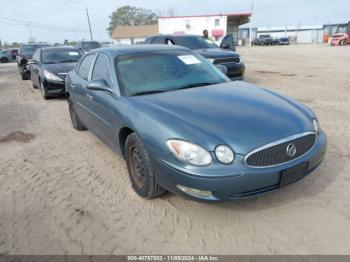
[0,44,350,255]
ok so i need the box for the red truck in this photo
[331,21,350,46]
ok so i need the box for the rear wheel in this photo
[125,133,166,199]
[340,39,347,46]
[68,97,86,130]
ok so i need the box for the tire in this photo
[39,80,49,99]
[125,133,166,199]
[31,74,38,89]
[0,57,9,63]
[68,97,86,130]
[21,72,28,80]
[340,39,347,46]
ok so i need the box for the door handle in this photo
[70,84,76,89]
[86,94,94,100]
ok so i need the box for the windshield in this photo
[82,42,101,49]
[116,51,229,96]
[336,25,347,34]
[42,49,82,64]
[174,36,218,50]
[22,45,46,55]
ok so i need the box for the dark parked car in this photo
[252,34,274,46]
[0,48,18,63]
[76,41,102,53]
[279,37,290,45]
[145,34,244,80]
[30,47,82,99]
[17,43,49,80]
[65,45,327,202]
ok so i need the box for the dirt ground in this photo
[0,44,350,255]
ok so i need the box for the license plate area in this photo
[280,162,308,187]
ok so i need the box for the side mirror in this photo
[221,43,230,49]
[215,64,228,75]
[86,79,114,94]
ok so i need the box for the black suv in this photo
[145,34,245,80]
[17,43,49,80]
[75,41,101,53]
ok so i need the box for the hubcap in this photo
[129,147,145,188]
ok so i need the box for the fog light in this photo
[176,184,212,198]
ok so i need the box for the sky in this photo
[0,0,349,43]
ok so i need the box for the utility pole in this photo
[86,8,93,41]
[249,2,254,46]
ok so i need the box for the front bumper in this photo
[153,131,327,201]
[44,79,66,96]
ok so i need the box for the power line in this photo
[0,16,101,33]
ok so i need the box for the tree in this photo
[11,42,20,48]
[107,5,158,36]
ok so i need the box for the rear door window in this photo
[152,37,166,44]
[77,54,96,81]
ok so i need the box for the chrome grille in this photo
[245,132,316,168]
[213,57,240,64]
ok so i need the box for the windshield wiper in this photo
[177,82,218,90]
[130,90,166,96]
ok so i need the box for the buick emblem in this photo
[286,143,297,157]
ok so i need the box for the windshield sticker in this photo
[68,52,79,56]
[177,55,201,65]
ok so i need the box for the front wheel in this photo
[340,39,347,46]
[39,80,49,99]
[0,57,9,63]
[31,74,38,89]
[125,133,166,199]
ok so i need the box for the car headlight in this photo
[207,58,215,63]
[166,139,212,166]
[313,118,320,135]
[215,145,235,164]
[239,57,244,63]
[43,70,62,82]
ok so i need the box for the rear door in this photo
[70,53,98,127]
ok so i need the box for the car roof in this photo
[21,43,49,46]
[40,46,79,51]
[96,44,190,56]
[147,34,203,39]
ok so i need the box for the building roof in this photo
[111,24,158,39]
[158,12,252,19]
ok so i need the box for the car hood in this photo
[42,62,76,74]
[129,82,315,155]
[194,48,239,59]
[333,33,346,38]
